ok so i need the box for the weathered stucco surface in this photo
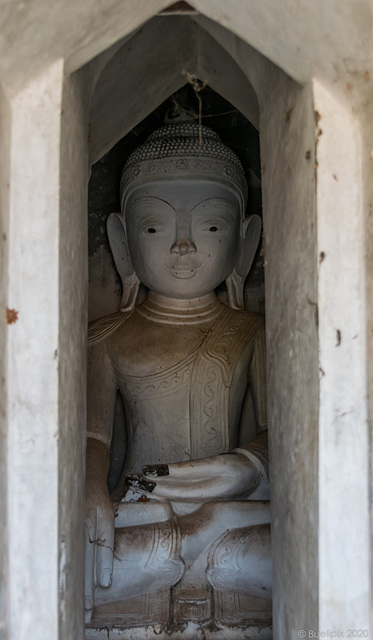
[315,79,370,630]
[261,80,319,636]
[58,66,91,640]
[0,1,372,639]
[5,60,63,640]
[0,76,11,640]
[0,0,372,92]
[362,84,373,622]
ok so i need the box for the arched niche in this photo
[81,11,318,639]
[88,15,259,164]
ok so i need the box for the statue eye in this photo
[147,228,157,233]
[209,226,218,232]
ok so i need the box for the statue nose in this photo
[170,237,197,256]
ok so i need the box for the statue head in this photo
[107,123,261,310]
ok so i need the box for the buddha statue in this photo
[85,123,271,633]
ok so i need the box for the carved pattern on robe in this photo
[145,519,184,590]
[114,352,195,399]
[190,308,263,458]
[207,523,271,599]
[88,310,133,344]
[207,528,248,590]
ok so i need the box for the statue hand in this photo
[140,453,261,502]
[84,484,115,620]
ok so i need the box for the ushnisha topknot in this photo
[120,123,248,217]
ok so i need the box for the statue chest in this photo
[105,306,260,472]
[107,311,211,376]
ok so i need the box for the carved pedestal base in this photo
[85,588,272,640]
[172,585,212,624]
[88,589,170,627]
[214,589,272,626]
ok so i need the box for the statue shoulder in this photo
[224,305,265,336]
[239,307,265,325]
[88,310,134,345]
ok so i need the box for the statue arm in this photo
[143,452,262,501]
[85,340,117,619]
[247,320,267,432]
[233,431,269,499]
[233,322,269,498]
[86,338,117,446]
[143,433,268,502]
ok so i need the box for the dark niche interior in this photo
[88,82,265,322]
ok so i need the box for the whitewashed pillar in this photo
[314,79,371,633]
[3,59,86,640]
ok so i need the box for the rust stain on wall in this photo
[6,308,18,324]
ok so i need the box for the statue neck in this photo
[137,291,224,325]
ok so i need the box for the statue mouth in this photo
[164,264,202,279]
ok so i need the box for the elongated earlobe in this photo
[107,213,140,311]
[226,215,262,310]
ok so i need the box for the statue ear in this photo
[107,213,140,311]
[226,214,262,310]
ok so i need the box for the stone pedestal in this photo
[86,588,272,640]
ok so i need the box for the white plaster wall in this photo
[5,60,64,640]
[192,0,373,85]
[0,76,11,640]
[1,0,372,93]
[362,82,373,636]
[314,79,371,631]
[0,0,169,93]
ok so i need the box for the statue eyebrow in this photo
[191,197,237,217]
[131,196,175,212]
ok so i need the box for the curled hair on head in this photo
[120,123,248,219]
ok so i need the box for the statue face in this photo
[125,180,242,299]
